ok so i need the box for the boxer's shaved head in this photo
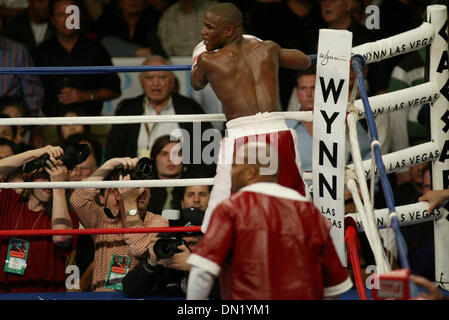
[231,140,279,192]
[207,2,242,28]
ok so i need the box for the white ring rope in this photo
[346,178,391,274]
[346,201,445,231]
[352,22,435,64]
[355,82,439,119]
[0,111,313,126]
[347,141,439,178]
[347,112,391,274]
[0,178,214,189]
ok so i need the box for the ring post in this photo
[427,4,449,291]
[313,29,352,266]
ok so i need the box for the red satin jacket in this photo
[190,182,352,299]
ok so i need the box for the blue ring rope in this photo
[0,65,192,75]
[0,54,317,75]
[351,54,418,298]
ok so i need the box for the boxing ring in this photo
[0,4,447,300]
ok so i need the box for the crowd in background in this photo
[0,0,446,295]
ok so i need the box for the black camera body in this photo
[112,157,156,180]
[153,236,185,260]
[23,144,91,173]
[153,207,204,260]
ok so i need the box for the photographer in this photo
[0,145,79,292]
[69,157,168,292]
[122,208,219,299]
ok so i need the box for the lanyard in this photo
[15,202,45,231]
[143,99,160,150]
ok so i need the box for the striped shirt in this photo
[0,36,43,116]
[69,187,168,292]
[157,0,218,56]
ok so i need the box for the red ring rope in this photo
[0,226,201,237]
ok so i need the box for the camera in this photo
[23,144,91,173]
[112,157,156,180]
[153,236,185,260]
[153,207,204,260]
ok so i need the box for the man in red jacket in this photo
[187,141,352,299]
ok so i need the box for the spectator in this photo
[69,156,168,291]
[0,114,16,142]
[105,55,215,176]
[245,0,323,109]
[0,0,27,23]
[319,0,389,96]
[62,132,102,182]
[187,141,353,299]
[180,176,211,211]
[0,96,40,152]
[62,132,102,291]
[34,0,121,117]
[410,275,449,300]
[5,167,24,195]
[122,207,220,298]
[286,67,371,176]
[420,188,449,215]
[2,0,55,51]
[157,0,218,56]
[94,0,166,57]
[0,35,44,117]
[0,137,17,159]
[0,145,78,292]
[57,108,90,142]
[146,135,184,215]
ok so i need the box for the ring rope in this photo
[352,54,420,297]
[352,22,435,64]
[346,178,388,272]
[0,55,318,75]
[346,113,391,274]
[0,226,201,237]
[0,178,215,189]
[0,111,313,126]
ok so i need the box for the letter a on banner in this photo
[313,29,352,266]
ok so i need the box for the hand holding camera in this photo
[23,144,91,174]
[156,243,192,271]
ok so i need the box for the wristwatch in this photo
[89,91,97,101]
[127,208,138,216]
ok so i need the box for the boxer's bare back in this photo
[191,7,311,121]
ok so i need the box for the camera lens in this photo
[154,239,176,260]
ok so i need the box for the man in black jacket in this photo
[105,55,216,176]
[122,206,219,299]
[34,0,121,117]
[2,0,54,52]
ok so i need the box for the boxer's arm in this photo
[191,54,209,91]
[279,48,312,71]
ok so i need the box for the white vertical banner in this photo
[428,5,449,291]
[313,29,352,266]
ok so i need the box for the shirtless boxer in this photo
[191,2,313,232]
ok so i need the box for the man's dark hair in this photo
[295,66,316,87]
[150,135,181,160]
[0,137,18,155]
[207,2,243,27]
[50,0,80,17]
[181,172,212,196]
[0,114,17,139]
[62,132,103,167]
